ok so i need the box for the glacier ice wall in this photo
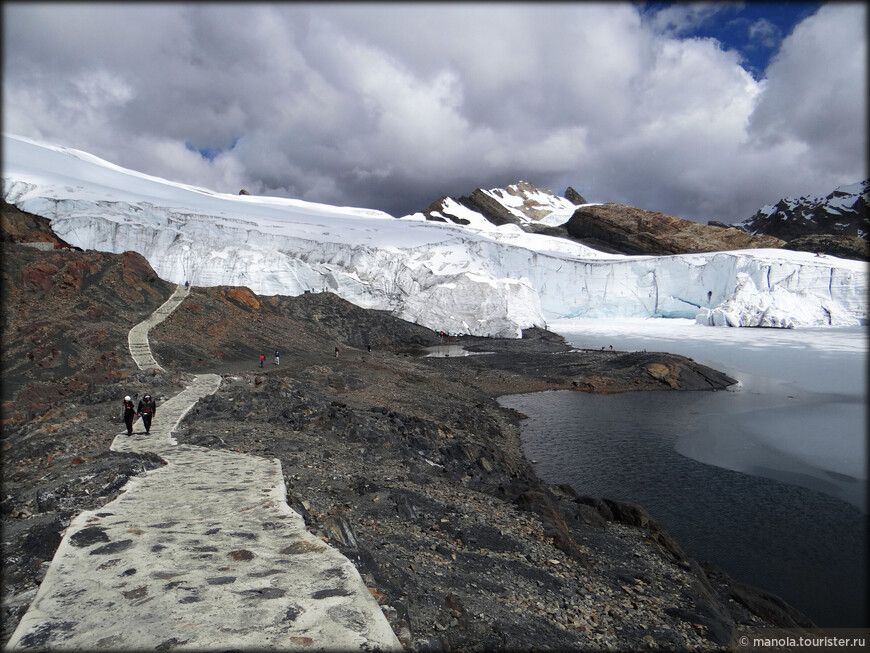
[3,134,867,337]
[11,192,865,334]
[694,272,862,328]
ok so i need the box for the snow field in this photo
[3,133,867,337]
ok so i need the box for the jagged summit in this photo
[415,179,868,261]
[413,181,586,229]
[564,186,588,205]
[736,180,869,241]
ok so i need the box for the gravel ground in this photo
[2,206,814,649]
[156,335,783,651]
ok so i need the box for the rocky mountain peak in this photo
[564,186,588,205]
[737,180,869,241]
[415,181,581,228]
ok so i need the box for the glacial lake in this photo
[499,319,867,628]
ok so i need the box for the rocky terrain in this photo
[1,203,196,642]
[733,180,869,262]
[780,233,868,262]
[736,180,869,242]
[417,181,581,228]
[2,202,817,650]
[414,180,869,260]
[565,203,785,256]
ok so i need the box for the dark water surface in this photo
[499,389,868,628]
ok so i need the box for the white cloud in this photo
[747,3,867,194]
[643,2,736,37]
[748,18,782,49]
[2,2,865,224]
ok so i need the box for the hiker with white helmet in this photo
[137,393,157,434]
[122,395,136,435]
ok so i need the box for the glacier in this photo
[3,133,867,336]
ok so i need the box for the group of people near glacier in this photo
[121,393,157,435]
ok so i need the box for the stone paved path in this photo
[6,286,401,651]
[127,284,191,372]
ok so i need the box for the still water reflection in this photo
[497,320,868,629]
[499,389,868,628]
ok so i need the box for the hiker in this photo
[122,395,136,435]
[260,354,265,368]
[275,350,280,365]
[137,394,157,434]
[185,280,189,288]
[334,346,339,358]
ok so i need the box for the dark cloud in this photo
[3,3,865,223]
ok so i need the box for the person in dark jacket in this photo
[122,396,136,435]
[137,394,157,434]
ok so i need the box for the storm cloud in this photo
[3,3,866,222]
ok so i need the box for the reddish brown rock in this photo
[567,203,784,255]
[122,251,159,284]
[21,263,59,292]
[223,287,261,311]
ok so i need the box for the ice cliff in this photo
[3,134,867,335]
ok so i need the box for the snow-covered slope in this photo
[3,134,867,334]
[410,180,594,231]
[472,181,583,225]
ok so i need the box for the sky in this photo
[2,2,866,224]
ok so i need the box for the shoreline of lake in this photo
[501,320,868,628]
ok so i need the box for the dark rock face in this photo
[564,186,588,205]
[420,197,469,225]
[737,180,869,242]
[456,188,522,227]
[420,182,579,228]
[566,203,784,255]
[782,234,869,262]
[0,200,72,247]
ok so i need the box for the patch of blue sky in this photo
[185,137,240,161]
[639,2,822,79]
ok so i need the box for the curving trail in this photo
[7,285,401,650]
[127,284,191,371]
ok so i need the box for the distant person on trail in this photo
[122,396,136,435]
[185,280,189,288]
[260,354,265,368]
[334,346,339,358]
[137,394,157,434]
[275,350,280,365]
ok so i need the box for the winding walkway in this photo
[127,284,191,371]
[7,285,401,650]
